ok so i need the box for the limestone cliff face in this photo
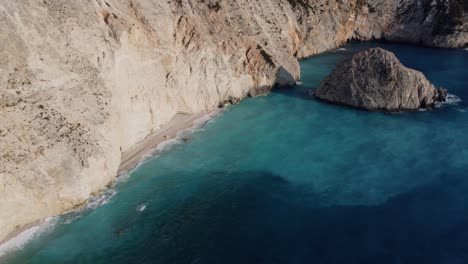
[292,0,467,57]
[0,0,466,242]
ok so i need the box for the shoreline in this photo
[0,109,220,252]
[0,221,43,249]
[117,111,214,176]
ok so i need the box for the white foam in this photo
[445,94,462,104]
[0,217,58,258]
[0,186,119,257]
[61,188,118,224]
[116,172,132,183]
[0,110,224,254]
[122,110,223,183]
[192,111,220,130]
[139,148,159,161]
[63,214,81,225]
[136,203,147,212]
[60,190,118,225]
[85,189,118,211]
[333,48,347,52]
[156,111,221,153]
[126,110,224,170]
[435,94,462,108]
[156,138,182,152]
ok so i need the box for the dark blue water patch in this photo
[137,171,468,264]
[17,170,468,264]
[3,43,468,264]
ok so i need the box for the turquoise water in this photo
[3,43,468,263]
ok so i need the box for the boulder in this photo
[315,48,447,111]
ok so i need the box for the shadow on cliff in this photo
[271,66,318,102]
[99,169,468,264]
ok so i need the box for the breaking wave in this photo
[0,188,118,258]
[445,94,462,105]
[435,94,462,108]
[138,110,222,163]
[0,218,58,258]
[117,110,223,185]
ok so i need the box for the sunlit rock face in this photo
[0,0,466,242]
[315,48,447,111]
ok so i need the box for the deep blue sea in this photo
[2,42,468,264]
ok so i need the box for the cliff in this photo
[0,0,467,243]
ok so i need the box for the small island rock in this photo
[315,48,447,111]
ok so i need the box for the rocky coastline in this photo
[0,0,467,244]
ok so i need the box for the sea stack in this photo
[315,48,447,111]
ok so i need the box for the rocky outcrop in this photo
[0,0,466,243]
[315,48,447,111]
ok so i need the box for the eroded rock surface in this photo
[315,48,447,111]
[0,0,466,242]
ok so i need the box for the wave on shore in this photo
[0,218,58,258]
[0,110,222,259]
[0,186,119,258]
[117,110,222,184]
[137,111,222,171]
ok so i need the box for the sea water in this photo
[2,42,468,264]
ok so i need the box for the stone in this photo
[315,48,448,111]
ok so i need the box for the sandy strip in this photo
[117,111,213,175]
[0,220,42,247]
[0,110,219,250]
